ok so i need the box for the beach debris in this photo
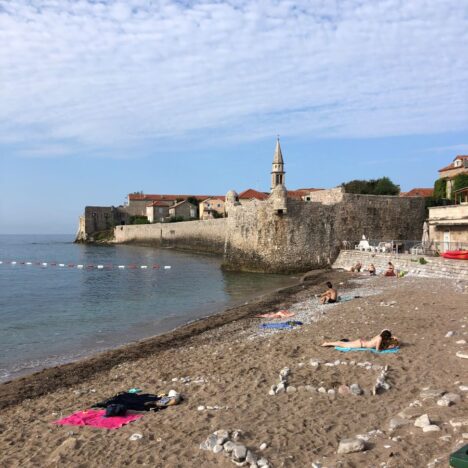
[414,414,431,428]
[129,433,143,441]
[200,430,270,467]
[269,367,291,395]
[437,393,461,407]
[373,366,391,394]
[337,437,366,454]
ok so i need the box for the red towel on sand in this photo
[53,409,143,429]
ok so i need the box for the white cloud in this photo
[0,0,467,158]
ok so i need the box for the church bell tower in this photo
[271,137,285,191]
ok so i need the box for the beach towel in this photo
[334,346,400,354]
[53,409,143,429]
[260,321,303,329]
[256,310,295,318]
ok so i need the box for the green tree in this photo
[433,178,447,199]
[452,173,468,194]
[342,177,400,195]
[373,177,400,195]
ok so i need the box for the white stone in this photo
[414,414,431,428]
[437,393,461,407]
[456,340,467,344]
[459,385,468,392]
[259,442,268,451]
[445,331,454,337]
[213,444,223,454]
[456,351,468,359]
[337,438,366,454]
[388,417,411,431]
[197,405,205,411]
[318,387,327,393]
[450,418,468,428]
[129,433,143,441]
[286,386,297,394]
[423,425,441,433]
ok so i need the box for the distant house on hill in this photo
[400,188,434,198]
[126,193,220,216]
[288,188,323,201]
[146,200,172,223]
[168,200,198,220]
[438,155,468,199]
[199,197,225,219]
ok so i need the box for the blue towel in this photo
[334,346,400,354]
[260,321,303,329]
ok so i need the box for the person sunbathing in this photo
[368,263,376,275]
[350,261,362,272]
[384,261,396,277]
[319,281,338,304]
[321,329,399,351]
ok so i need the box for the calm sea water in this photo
[0,235,295,382]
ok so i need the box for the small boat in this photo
[441,250,468,260]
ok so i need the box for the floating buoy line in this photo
[0,260,171,270]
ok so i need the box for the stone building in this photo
[168,200,198,220]
[199,197,225,219]
[146,201,171,223]
[438,155,468,199]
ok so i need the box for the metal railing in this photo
[341,239,468,256]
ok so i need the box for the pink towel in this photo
[53,409,143,429]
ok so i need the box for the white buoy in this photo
[164,266,171,269]
[140,265,148,269]
[11,261,17,265]
[42,262,48,266]
[97,265,104,269]
[59,263,65,267]
[118,265,125,269]
[26,262,32,265]
[77,264,84,269]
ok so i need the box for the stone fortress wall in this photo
[113,218,227,255]
[222,189,426,273]
[333,250,468,281]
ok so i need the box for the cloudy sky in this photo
[1,0,468,233]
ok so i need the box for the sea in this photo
[0,235,295,383]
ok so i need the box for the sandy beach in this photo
[0,271,467,467]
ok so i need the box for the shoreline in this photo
[0,268,346,410]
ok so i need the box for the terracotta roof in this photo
[438,155,468,172]
[287,188,324,199]
[147,201,172,207]
[129,194,222,201]
[201,196,226,202]
[400,188,434,197]
[238,189,269,200]
[170,200,197,209]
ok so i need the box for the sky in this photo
[1,0,468,234]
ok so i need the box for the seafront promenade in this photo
[1,271,467,467]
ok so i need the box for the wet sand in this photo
[0,271,467,467]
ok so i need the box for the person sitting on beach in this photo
[321,329,399,351]
[368,263,376,275]
[384,261,396,277]
[350,261,362,272]
[318,281,338,304]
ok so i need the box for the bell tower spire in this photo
[271,136,285,191]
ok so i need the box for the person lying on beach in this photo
[368,263,376,275]
[384,261,396,277]
[350,262,362,272]
[318,281,338,304]
[321,329,399,351]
